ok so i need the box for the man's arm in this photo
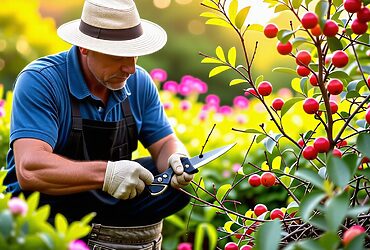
[13,138,107,195]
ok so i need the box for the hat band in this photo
[79,20,143,41]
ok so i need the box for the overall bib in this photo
[36,96,190,249]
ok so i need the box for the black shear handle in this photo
[147,157,198,196]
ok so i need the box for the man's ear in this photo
[79,47,89,55]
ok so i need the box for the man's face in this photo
[85,50,138,91]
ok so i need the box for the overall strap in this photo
[121,98,138,152]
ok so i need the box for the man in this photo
[4,0,193,249]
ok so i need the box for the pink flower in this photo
[199,111,208,121]
[233,163,242,172]
[178,242,193,250]
[205,94,220,107]
[150,68,167,82]
[163,102,173,110]
[8,197,28,216]
[277,88,292,98]
[178,83,192,96]
[222,170,231,178]
[68,240,89,250]
[180,100,191,111]
[218,105,233,115]
[233,96,249,109]
[0,100,4,107]
[163,81,178,93]
[236,114,246,124]
[0,108,4,118]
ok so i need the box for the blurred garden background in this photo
[0,0,342,249]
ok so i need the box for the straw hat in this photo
[57,0,167,57]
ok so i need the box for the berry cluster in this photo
[248,172,277,187]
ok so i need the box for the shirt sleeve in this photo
[10,70,59,149]
[136,69,173,148]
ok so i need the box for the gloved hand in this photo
[103,160,154,200]
[168,153,194,189]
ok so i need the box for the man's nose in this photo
[121,57,136,74]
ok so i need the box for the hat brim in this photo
[57,19,167,57]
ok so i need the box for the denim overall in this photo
[37,96,190,249]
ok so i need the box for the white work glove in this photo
[103,160,154,200]
[168,153,194,189]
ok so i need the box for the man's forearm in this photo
[16,146,106,195]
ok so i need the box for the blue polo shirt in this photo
[5,46,173,192]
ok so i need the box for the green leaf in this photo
[286,201,299,214]
[204,223,218,250]
[165,214,185,229]
[347,205,370,218]
[332,0,343,7]
[357,133,370,158]
[256,134,267,143]
[326,154,358,188]
[296,168,325,190]
[318,232,340,249]
[277,29,295,43]
[55,213,68,234]
[228,47,236,67]
[284,239,324,250]
[264,137,276,154]
[275,4,290,13]
[242,128,263,134]
[298,191,325,221]
[194,223,218,250]
[292,0,304,9]
[325,192,349,232]
[229,79,247,86]
[34,205,50,222]
[292,37,310,48]
[209,65,230,77]
[201,0,218,9]
[216,184,231,202]
[300,77,309,95]
[310,214,328,231]
[255,75,264,85]
[27,192,40,215]
[327,37,343,52]
[201,57,223,64]
[200,12,222,18]
[247,24,264,32]
[272,67,297,75]
[235,6,251,29]
[254,220,281,250]
[194,223,204,250]
[215,46,226,61]
[66,222,91,242]
[0,210,13,238]
[281,97,305,117]
[329,71,351,81]
[315,0,329,20]
[228,0,238,25]
[205,18,233,28]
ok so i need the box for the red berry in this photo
[367,76,370,87]
[296,65,311,76]
[332,50,349,68]
[298,138,305,148]
[313,137,331,153]
[303,98,319,114]
[301,12,319,29]
[254,204,268,216]
[264,23,279,38]
[357,7,370,23]
[342,225,366,246]
[224,242,239,250]
[311,24,322,36]
[240,246,252,250]
[344,0,362,13]
[248,174,261,187]
[245,88,258,97]
[336,140,347,148]
[258,81,273,96]
[323,20,339,37]
[333,148,343,158]
[351,18,368,35]
[327,79,344,95]
[366,109,370,124]
[303,146,318,160]
[261,172,276,187]
[178,243,192,250]
[277,41,293,55]
[272,98,284,110]
[330,100,338,113]
[270,209,284,220]
[296,50,312,66]
[309,74,319,86]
